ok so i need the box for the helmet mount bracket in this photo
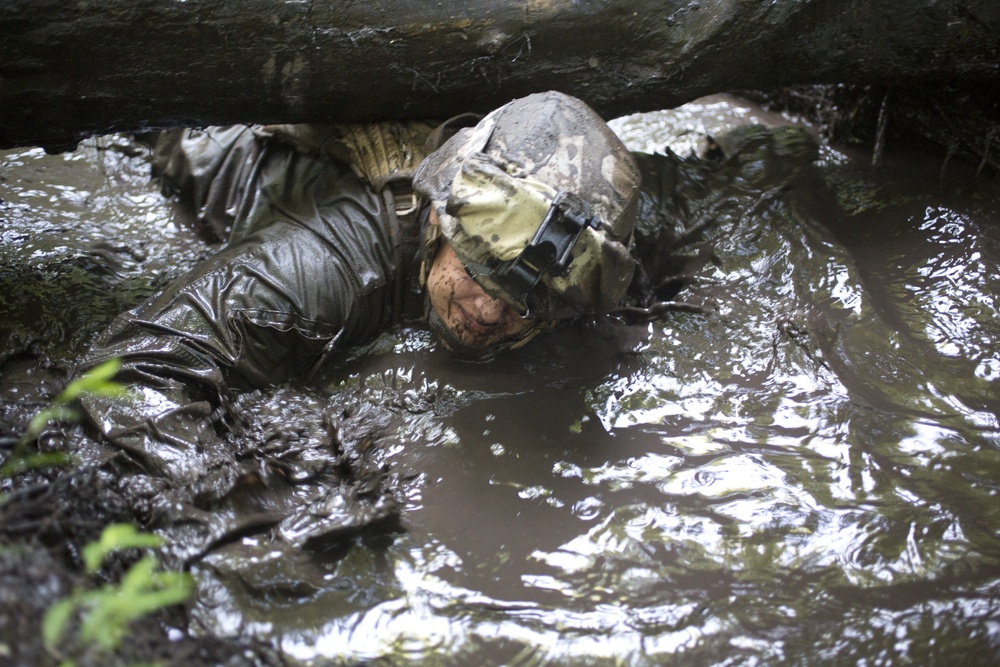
[484,191,599,317]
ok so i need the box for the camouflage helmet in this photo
[413,91,640,320]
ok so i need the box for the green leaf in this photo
[42,597,77,649]
[119,555,158,591]
[0,451,70,479]
[10,357,125,461]
[42,520,193,657]
[79,594,127,650]
[26,406,80,436]
[58,359,124,404]
[83,524,164,573]
[77,559,192,650]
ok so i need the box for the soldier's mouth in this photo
[454,303,500,335]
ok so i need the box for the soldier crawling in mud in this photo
[79,92,656,481]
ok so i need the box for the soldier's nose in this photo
[472,292,507,324]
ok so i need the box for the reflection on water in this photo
[3,99,1000,664]
[0,138,208,363]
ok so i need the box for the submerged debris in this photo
[745,83,1000,177]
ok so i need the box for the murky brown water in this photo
[2,98,1000,665]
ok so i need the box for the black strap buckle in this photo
[493,192,599,316]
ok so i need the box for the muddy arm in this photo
[81,142,399,480]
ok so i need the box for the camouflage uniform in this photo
[79,92,650,480]
[81,122,431,478]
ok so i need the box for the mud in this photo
[2,97,1000,666]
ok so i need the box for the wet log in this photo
[2,0,999,151]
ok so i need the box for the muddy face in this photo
[425,234,534,356]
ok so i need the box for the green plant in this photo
[0,359,123,482]
[42,523,194,662]
[0,360,193,662]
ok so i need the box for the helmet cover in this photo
[413,91,640,319]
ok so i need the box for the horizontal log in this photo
[2,0,999,150]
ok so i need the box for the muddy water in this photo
[0,138,209,437]
[3,99,1000,665]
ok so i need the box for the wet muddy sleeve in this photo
[152,126,266,242]
[79,214,393,479]
[81,145,397,480]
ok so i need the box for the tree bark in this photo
[2,0,999,150]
